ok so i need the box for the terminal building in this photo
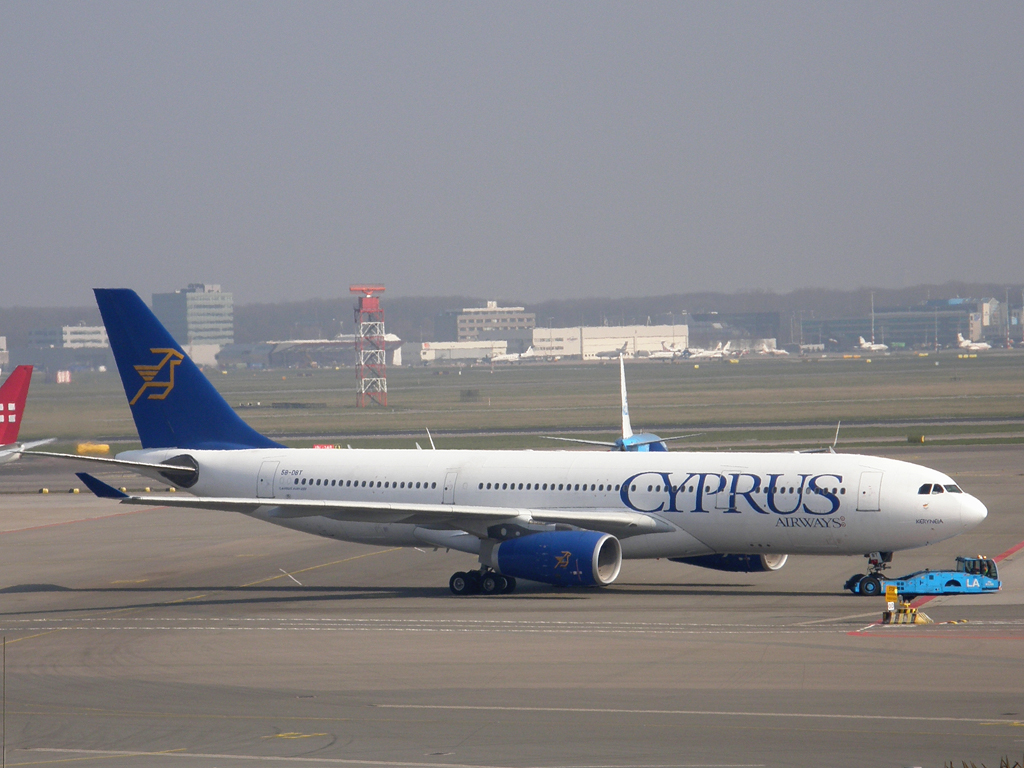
[418,340,507,363]
[798,298,1008,350]
[532,324,689,360]
[217,334,404,370]
[27,325,109,349]
[152,284,234,366]
[17,324,112,371]
[435,301,536,353]
[687,312,781,350]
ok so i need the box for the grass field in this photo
[15,350,1024,452]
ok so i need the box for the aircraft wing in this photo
[76,473,667,537]
[0,438,56,465]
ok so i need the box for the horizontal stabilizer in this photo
[76,472,129,499]
[23,451,199,484]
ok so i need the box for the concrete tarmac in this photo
[1,446,1023,768]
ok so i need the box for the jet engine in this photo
[490,530,622,587]
[670,553,788,573]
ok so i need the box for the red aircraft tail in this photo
[0,366,33,445]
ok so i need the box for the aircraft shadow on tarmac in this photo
[0,581,841,617]
[0,583,600,616]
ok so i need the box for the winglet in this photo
[76,472,129,499]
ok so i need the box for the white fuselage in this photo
[120,447,986,559]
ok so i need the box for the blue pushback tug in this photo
[846,556,1001,597]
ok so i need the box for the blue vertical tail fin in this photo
[95,289,284,450]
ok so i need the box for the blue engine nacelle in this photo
[490,530,622,587]
[670,553,788,573]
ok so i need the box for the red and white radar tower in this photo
[350,284,387,407]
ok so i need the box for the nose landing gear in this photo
[449,569,517,596]
[844,551,893,596]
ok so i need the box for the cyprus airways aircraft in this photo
[35,290,987,597]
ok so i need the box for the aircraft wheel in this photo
[480,574,504,595]
[843,573,864,592]
[859,576,882,597]
[449,572,474,596]
[501,576,517,594]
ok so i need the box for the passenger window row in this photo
[476,481,845,495]
[479,482,622,492]
[641,484,843,495]
[294,477,437,490]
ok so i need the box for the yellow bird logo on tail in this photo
[130,349,185,405]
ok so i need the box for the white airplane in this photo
[685,342,720,360]
[594,342,630,359]
[0,365,54,464]
[707,341,734,360]
[957,333,991,352]
[756,342,789,357]
[489,346,536,363]
[648,342,685,360]
[859,336,888,352]
[34,290,988,597]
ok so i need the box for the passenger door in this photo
[857,471,883,511]
[257,460,279,499]
[442,471,458,504]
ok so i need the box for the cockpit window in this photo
[931,485,945,494]
[918,484,932,495]
[944,484,963,493]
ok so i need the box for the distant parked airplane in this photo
[756,342,790,356]
[594,342,631,359]
[648,342,685,361]
[489,346,536,363]
[957,333,991,352]
[859,336,888,352]
[708,341,733,360]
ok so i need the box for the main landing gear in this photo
[449,569,517,596]
[844,551,893,597]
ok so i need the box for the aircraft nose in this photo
[961,494,988,530]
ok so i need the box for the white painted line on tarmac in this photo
[794,612,878,625]
[6,617,1022,638]
[22,749,762,768]
[375,703,1024,727]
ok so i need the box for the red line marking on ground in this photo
[994,539,1024,563]
[908,537,1024,609]
[0,506,161,535]
[849,632,1024,640]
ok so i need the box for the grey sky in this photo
[2,2,1022,306]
